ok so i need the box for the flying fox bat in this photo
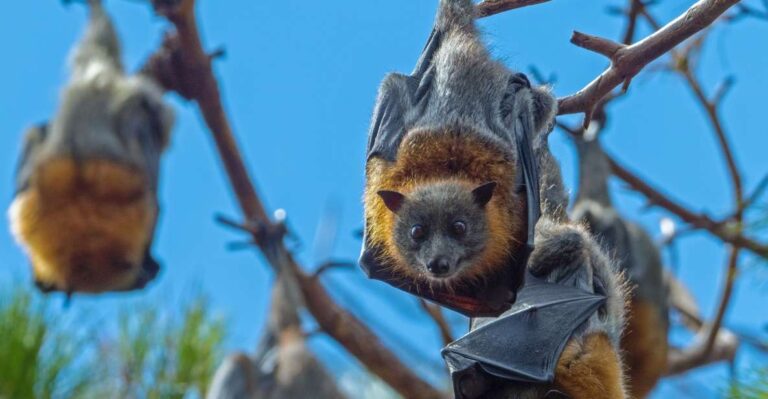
[207,276,346,399]
[360,0,555,317]
[571,130,669,398]
[8,0,174,295]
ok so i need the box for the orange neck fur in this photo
[364,128,527,286]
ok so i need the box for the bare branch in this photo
[666,330,739,376]
[621,0,644,45]
[142,1,443,398]
[703,247,741,355]
[665,273,768,374]
[476,0,551,17]
[558,0,740,117]
[679,60,744,211]
[419,299,455,346]
[606,155,768,259]
[312,260,356,278]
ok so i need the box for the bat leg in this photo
[554,332,627,399]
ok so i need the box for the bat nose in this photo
[427,258,451,277]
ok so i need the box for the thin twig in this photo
[419,299,455,346]
[678,57,744,213]
[704,247,741,355]
[141,1,443,397]
[312,260,357,278]
[642,8,747,363]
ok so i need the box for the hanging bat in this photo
[359,0,630,397]
[8,0,174,295]
[570,131,669,398]
[207,276,346,399]
[442,216,630,399]
[360,0,556,317]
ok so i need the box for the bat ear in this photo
[472,182,497,207]
[378,190,406,214]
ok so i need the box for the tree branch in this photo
[476,0,551,17]
[606,155,768,259]
[419,299,455,346]
[142,1,443,398]
[571,31,625,59]
[665,247,741,375]
[557,0,740,119]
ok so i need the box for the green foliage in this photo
[0,288,226,399]
[0,290,92,399]
[727,368,768,399]
[101,298,226,399]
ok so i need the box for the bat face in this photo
[379,181,496,281]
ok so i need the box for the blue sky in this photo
[1,1,767,397]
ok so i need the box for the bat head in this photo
[378,181,496,280]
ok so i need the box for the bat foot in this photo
[129,255,160,291]
[34,279,57,294]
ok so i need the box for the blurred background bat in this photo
[570,129,669,399]
[8,0,174,295]
[206,275,346,399]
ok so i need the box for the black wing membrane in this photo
[366,29,442,162]
[14,124,48,195]
[442,275,605,398]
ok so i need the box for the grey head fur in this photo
[367,0,557,164]
[380,181,496,280]
[17,0,174,194]
[570,132,668,313]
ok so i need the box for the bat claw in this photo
[34,279,56,294]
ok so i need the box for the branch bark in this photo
[142,1,443,398]
[419,299,455,346]
[557,0,741,118]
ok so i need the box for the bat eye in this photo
[451,221,467,237]
[410,225,426,241]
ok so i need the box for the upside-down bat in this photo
[571,130,669,399]
[360,0,555,317]
[8,0,174,295]
[206,276,346,399]
[361,1,629,398]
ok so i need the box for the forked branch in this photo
[558,0,740,121]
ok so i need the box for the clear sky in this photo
[1,1,766,397]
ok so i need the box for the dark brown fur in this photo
[621,299,668,398]
[9,157,155,292]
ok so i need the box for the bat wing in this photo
[14,124,49,195]
[442,276,605,397]
[366,29,441,162]
[360,29,546,317]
